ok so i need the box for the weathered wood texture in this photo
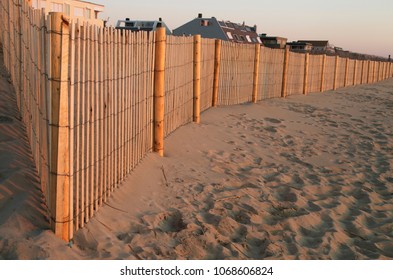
[286,51,305,96]
[218,41,255,105]
[257,47,285,100]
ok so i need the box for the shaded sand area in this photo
[1,47,393,258]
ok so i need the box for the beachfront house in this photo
[259,34,287,49]
[173,13,262,44]
[287,41,313,53]
[297,40,335,54]
[27,0,105,27]
[115,18,172,35]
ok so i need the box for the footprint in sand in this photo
[264,117,282,124]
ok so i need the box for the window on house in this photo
[256,37,262,44]
[64,4,70,16]
[200,20,209,26]
[74,7,84,17]
[51,3,63,12]
[125,21,134,27]
[85,8,92,19]
[94,11,99,19]
[246,35,251,43]
[239,35,245,41]
[226,32,233,40]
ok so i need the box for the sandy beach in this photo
[1,49,392,259]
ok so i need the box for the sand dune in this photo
[1,51,392,259]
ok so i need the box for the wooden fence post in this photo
[367,60,371,84]
[193,34,201,123]
[49,12,71,241]
[153,27,166,157]
[344,58,349,87]
[212,39,221,107]
[17,0,23,113]
[281,47,289,97]
[333,56,339,90]
[303,53,309,95]
[320,54,326,92]
[360,60,364,84]
[353,60,357,85]
[252,44,261,103]
[377,61,382,82]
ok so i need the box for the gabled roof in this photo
[173,15,261,44]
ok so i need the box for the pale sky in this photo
[92,0,393,58]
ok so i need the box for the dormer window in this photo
[201,20,209,26]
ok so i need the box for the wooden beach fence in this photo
[286,51,305,96]
[307,54,323,93]
[257,47,285,100]
[323,55,335,91]
[217,41,255,105]
[200,38,215,112]
[2,0,393,241]
[163,35,194,137]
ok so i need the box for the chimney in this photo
[198,13,203,18]
[159,17,162,22]
[126,18,130,21]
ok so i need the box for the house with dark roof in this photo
[173,14,262,44]
[287,41,313,53]
[116,18,172,35]
[297,40,335,54]
[259,34,287,49]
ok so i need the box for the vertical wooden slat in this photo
[98,27,104,206]
[93,26,99,211]
[69,21,75,240]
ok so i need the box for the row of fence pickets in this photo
[1,0,392,241]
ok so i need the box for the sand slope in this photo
[1,46,392,258]
[0,52,86,259]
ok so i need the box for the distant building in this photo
[116,18,172,35]
[297,40,335,54]
[173,14,262,44]
[28,0,104,26]
[287,41,313,52]
[259,34,287,49]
